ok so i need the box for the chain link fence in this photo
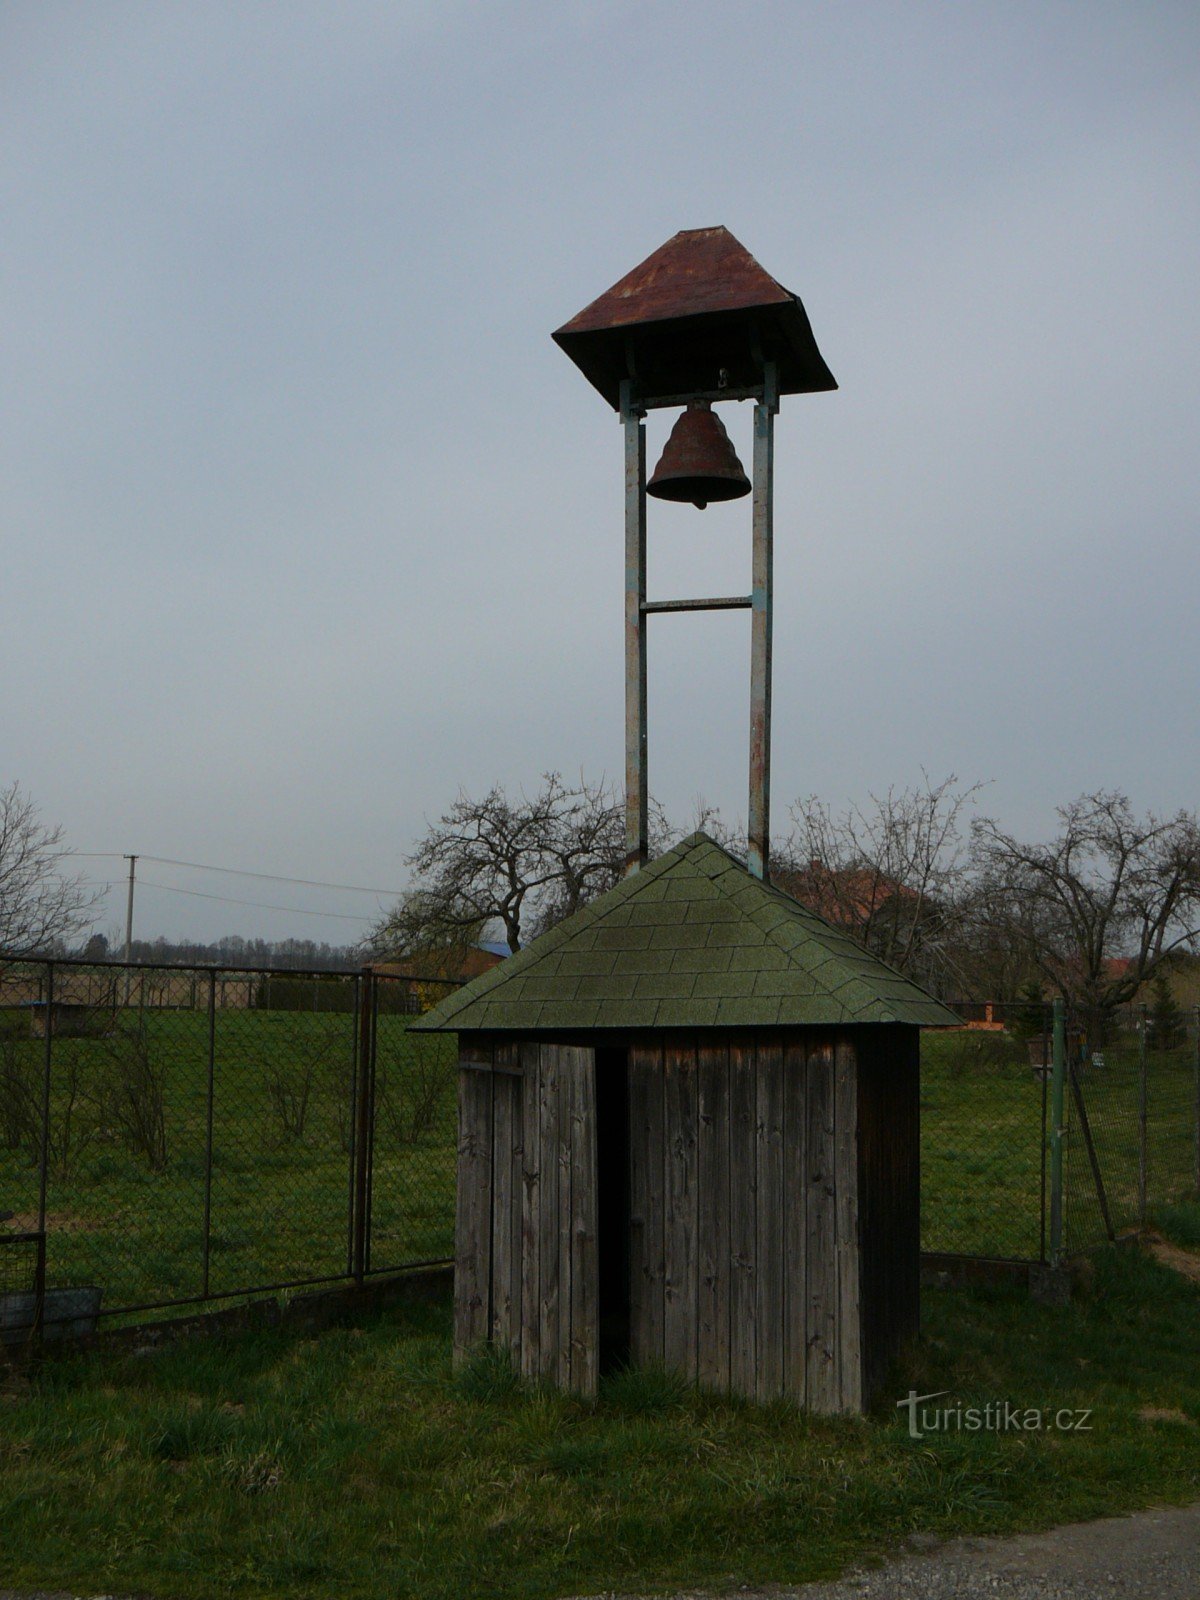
[6,964,1199,1342]
[921,1000,1200,1265]
[919,1003,1050,1261]
[0,956,458,1341]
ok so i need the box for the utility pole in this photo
[123,854,137,1005]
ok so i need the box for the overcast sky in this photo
[4,1,1198,946]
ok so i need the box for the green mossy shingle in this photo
[409,832,960,1034]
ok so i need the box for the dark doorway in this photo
[595,1046,630,1372]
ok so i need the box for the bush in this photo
[96,1021,168,1172]
[0,1036,40,1156]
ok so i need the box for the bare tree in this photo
[970,790,1200,1038]
[369,773,642,957]
[776,773,982,991]
[0,781,100,953]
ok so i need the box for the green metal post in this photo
[1049,996,1066,1266]
[1193,1006,1200,1197]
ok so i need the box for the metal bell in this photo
[646,400,751,510]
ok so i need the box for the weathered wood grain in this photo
[728,1038,758,1399]
[519,1039,541,1381]
[490,1052,517,1353]
[805,1040,839,1411]
[834,1038,861,1413]
[782,1037,808,1404]
[537,1043,561,1382]
[663,1042,699,1380]
[454,1051,493,1365]
[696,1042,730,1391]
[754,1039,785,1403]
[569,1046,598,1396]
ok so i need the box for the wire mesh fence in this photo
[5,959,1200,1337]
[919,1003,1050,1261]
[0,956,459,1331]
[1061,1003,1200,1253]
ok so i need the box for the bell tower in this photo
[553,226,836,880]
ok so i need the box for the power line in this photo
[134,879,378,923]
[74,852,405,897]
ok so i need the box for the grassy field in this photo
[0,1003,458,1314]
[1,1246,1199,1599]
[2,1008,1196,1322]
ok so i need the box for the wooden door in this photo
[454,1041,598,1396]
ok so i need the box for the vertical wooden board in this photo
[519,1040,541,1381]
[538,1044,561,1383]
[805,1040,839,1413]
[663,1043,699,1380]
[628,1044,664,1368]
[728,1040,758,1399]
[503,1043,525,1373]
[569,1047,599,1397]
[782,1038,808,1405]
[834,1039,862,1413]
[754,1040,785,1402]
[490,1064,516,1352]
[454,1058,493,1364]
[697,1043,730,1392]
[556,1045,575,1390]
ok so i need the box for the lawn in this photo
[2,1006,1195,1324]
[1,1247,1199,1599]
[0,1001,458,1317]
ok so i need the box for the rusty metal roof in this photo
[553,226,837,409]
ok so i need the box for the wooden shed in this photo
[411,832,957,1412]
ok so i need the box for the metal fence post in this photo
[33,960,54,1345]
[1049,997,1066,1267]
[200,969,216,1300]
[1138,1004,1149,1229]
[1193,1005,1200,1198]
[351,966,375,1284]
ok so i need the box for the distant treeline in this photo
[73,932,360,971]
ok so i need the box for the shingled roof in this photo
[410,833,958,1034]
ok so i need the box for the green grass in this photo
[2,1248,1199,1599]
[3,1009,1196,1323]
[0,1006,457,1315]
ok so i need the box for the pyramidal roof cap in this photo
[552,226,837,409]
[410,832,958,1034]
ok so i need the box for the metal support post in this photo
[748,362,777,880]
[1049,996,1066,1267]
[621,379,648,873]
[123,854,137,1004]
[34,962,54,1344]
[352,966,375,1283]
[1193,1006,1200,1196]
[1138,1005,1148,1228]
[201,969,216,1299]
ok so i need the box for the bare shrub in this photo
[263,1058,315,1141]
[375,1037,455,1145]
[44,1052,101,1178]
[96,1022,168,1172]
[262,1023,343,1142]
[0,1036,40,1155]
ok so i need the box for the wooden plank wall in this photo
[628,1032,864,1413]
[453,1041,598,1396]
